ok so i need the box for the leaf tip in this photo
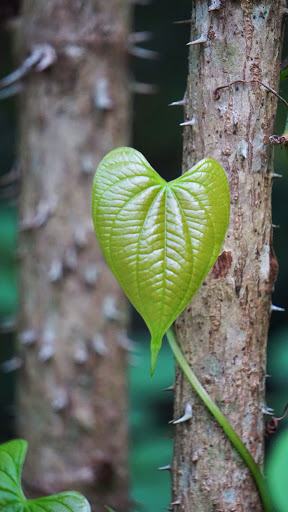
[150,337,162,376]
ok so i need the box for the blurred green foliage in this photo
[129,333,173,511]
[0,204,17,318]
[267,429,288,512]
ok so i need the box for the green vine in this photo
[166,326,272,512]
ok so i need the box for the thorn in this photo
[19,329,38,346]
[129,46,159,60]
[48,259,63,283]
[102,295,122,321]
[169,403,193,424]
[128,31,153,44]
[192,450,199,462]
[74,225,88,249]
[38,344,55,362]
[173,19,192,25]
[51,389,69,412]
[0,82,23,100]
[83,264,99,287]
[157,464,171,471]
[92,334,108,356]
[117,331,135,352]
[63,45,85,60]
[20,199,55,231]
[131,81,158,95]
[93,78,113,110]
[187,35,207,46]
[272,224,280,229]
[0,317,16,333]
[0,43,56,93]
[80,153,94,175]
[283,8,288,16]
[1,357,22,373]
[171,500,181,506]
[0,164,21,189]
[262,406,274,416]
[208,0,221,11]
[180,119,195,127]
[272,173,283,178]
[38,325,55,362]
[164,508,173,511]
[271,304,285,312]
[63,247,78,271]
[162,384,175,392]
[20,198,56,232]
[265,374,271,378]
[34,44,57,72]
[169,99,185,107]
[73,342,89,364]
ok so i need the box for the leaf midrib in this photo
[170,184,217,316]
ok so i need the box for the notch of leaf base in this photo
[0,439,91,512]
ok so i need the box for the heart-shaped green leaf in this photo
[0,439,91,512]
[92,147,230,374]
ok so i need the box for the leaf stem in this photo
[166,325,272,512]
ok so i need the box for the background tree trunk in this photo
[15,2,131,511]
[173,2,285,511]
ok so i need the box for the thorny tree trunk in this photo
[173,2,285,511]
[15,2,131,511]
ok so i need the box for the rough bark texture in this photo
[172,2,285,511]
[15,2,131,511]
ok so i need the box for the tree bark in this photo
[15,2,131,511]
[172,2,285,511]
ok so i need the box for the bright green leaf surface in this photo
[92,147,230,373]
[0,439,91,512]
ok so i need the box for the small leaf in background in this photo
[267,430,288,512]
[92,147,230,374]
[280,68,288,81]
[0,439,91,512]
[105,507,116,512]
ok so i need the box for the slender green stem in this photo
[166,326,272,512]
